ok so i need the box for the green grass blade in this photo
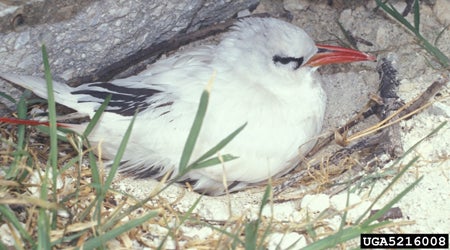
[363,176,423,226]
[0,91,17,104]
[0,205,35,248]
[174,121,246,179]
[419,38,450,67]
[413,0,420,32]
[244,220,259,250]
[50,231,87,246]
[191,154,239,170]
[157,195,203,250]
[88,148,101,192]
[376,0,450,67]
[78,140,102,224]
[192,122,247,165]
[103,113,137,192]
[92,112,137,227]
[81,211,158,250]
[83,94,112,137]
[376,0,416,33]
[354,156,418,225]
[180,195,202,224]
[244,185,271,250]
[99,188,165,232]
[178,89,210,173]
[35,125,71,142]
[80,95,112,223]
[37,208,51,250]
[256,185,272,248]
[42,44,58,172]
[166,153,238,188]
[37,157,52,249]
[41,44,60,230]
[6,91,29,179]
[302,221,391,250]
[0,240,8,250]
[259,184,271,216]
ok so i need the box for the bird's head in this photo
[218,17,376,79]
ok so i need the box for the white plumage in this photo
[1,17,375,195]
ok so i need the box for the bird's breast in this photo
[190,76,327,182]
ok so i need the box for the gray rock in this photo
[0,0,259,83]
[434,0,450,25]
[0,0,94,33]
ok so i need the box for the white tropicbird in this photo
[1,17,376,195]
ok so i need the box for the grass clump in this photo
[0,45,246,249]
[376,0,450,68]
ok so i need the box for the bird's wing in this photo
[70,77,172,117]
[1,45,216,118]
[71,45,216,117]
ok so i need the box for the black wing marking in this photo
[71,82,163,116]
[118,161,167,179]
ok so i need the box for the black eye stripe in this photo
[272,55,304,70]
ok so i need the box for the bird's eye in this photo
[272,55,304,70]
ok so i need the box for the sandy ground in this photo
[115,0,450,248]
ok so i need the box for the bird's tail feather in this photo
[0,74,84,114]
